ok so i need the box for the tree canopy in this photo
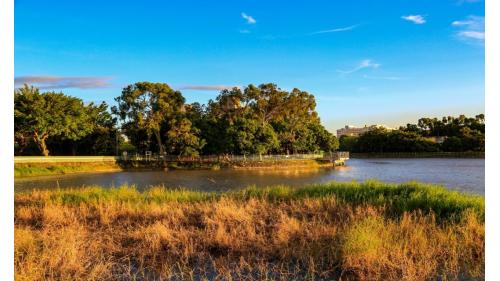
[15,83,483,156]
[199,83,336,155]
[112,82,186,156]
[339,115,485,153]
[14,84,95,156]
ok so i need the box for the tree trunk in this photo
[72,143,77,156]
[40,140,49,156]
[33,132,49,156]
[153,130,164,155]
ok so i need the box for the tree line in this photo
[339,114,485,153]
[15,82,338,156]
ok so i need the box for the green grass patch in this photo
[17,180,483,221]
[14,162,122,177]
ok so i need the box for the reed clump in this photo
[15,181,484,281]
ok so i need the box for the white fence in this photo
[14,153,329,163]
[121,153,326,162]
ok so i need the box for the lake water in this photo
[15,158,485,194]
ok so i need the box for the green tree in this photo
[339,135,358,152]
[270,87,319,153]
[245,83,287,124]
[14,85,94,156]
[226,117,279,155]
[113,82,185,155]
[441,136,463,152]
[72,102,120,155]
[165,117,205,157]
[203,83,329,155]
[353,128,389,153]
[308,123,339,152]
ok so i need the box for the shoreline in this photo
[350,151,485,159]
[14,153,483,178]
[14,159,335,178]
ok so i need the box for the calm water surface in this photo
[15,158,485,194]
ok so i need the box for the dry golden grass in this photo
[14,182,484,281]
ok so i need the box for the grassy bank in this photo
[14,162,123,178]
[15,159,328,178]
[15,181,484,280]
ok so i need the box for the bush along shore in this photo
[15,181,484,281]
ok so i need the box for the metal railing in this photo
[14,152,352,164]
[121,153,326,162]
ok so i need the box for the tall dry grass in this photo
[14,181,484,280]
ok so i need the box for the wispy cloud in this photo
[458,31,485,40]
[177,85,240,91]
[337,59,380,74]
[14,76,112,89]
[363,74,405,81]
[311,24,358,35]
[239,29,251,34]
[452,15,484,43]
[401,15,426,24]
[241,13,256,24]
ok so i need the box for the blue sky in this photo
[14,0,484,130]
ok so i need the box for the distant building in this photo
[336,125,392,138]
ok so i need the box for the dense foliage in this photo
[195,83,338,155]
[339,115,485,153]
[15,83,337,156]
[14,85,112,156]
[14,82,484,156]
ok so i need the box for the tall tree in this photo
[226,117,279,155]
[113,82,185,155]
[308,123,339,152]
[274,88,319,153]
[245,83,287,124]
[72,102,119,155]
[14,84,94,156]
[165,117,205,157]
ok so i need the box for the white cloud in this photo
[452,20,473,26]
[337,59,380,74]
[452,15,484,29]
[14,76,112,89]
[311,24,358,35]
[452,15,484,43]
[401,15,426,24]
[241,13,256,24]
[458,31,485,40]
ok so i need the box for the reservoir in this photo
[15,158,485,194]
